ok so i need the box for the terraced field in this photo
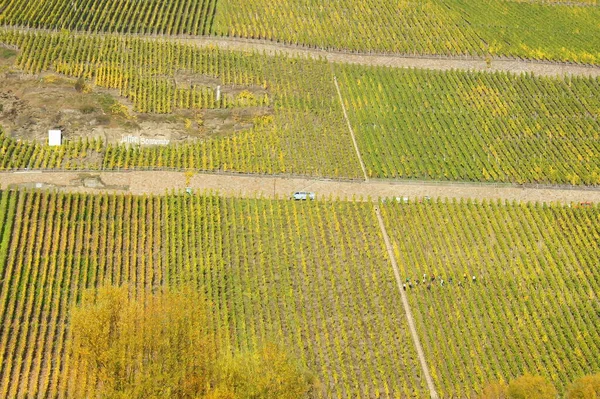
[1,0,598,63]
[0,30,362,178]
[380,199,600,397]
[336,64,600,184]
[2,30,600,186]
[0,189,599,398]
[0,0,219,35]
[212,0,600,63]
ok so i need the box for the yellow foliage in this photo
[566,374,600,399]
[507,374,557,399]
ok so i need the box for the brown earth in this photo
[0,50,272,145]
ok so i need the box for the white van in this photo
[292,192,316,200]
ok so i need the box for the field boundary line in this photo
[375,206,439,399]
[333,75,369,182]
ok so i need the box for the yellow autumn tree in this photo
[566,374,600,399]
[66,284,317,399]
[480,381,509,399]
[507,374,557,399]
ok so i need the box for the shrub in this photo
[566,374,600,399]
[507,374,557,399]
[480,381,509,399]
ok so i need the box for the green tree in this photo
[507,374,557,399]
[567,374,600,399]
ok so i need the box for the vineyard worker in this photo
[463,273,467,280]
[403,284,407,291]
[409,282,413,289]
[472,275,477,282]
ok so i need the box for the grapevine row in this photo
[380,198,600,397]
[212,0,600,64]
[337,63,600,185]
[0,0,218,36]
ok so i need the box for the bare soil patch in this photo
[0,51,273,146]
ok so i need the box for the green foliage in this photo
[507,374,557,399]
[213,0,600,63]
[380,200,600,397]
[0,0,218,35]
[1,190,599,398]
[0,47,17,59]
[0,29,362,178]
[566,374,600,399]
[337,64,600,185]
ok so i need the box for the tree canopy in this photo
[67,285,316,398]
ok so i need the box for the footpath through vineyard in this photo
[2,171,600,203]
[4,27,600,78]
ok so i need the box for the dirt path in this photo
[375,207,439,399]
[2,171,600,204]
[182,36,600,78]
[3,27,600,77]
[333,75,368,181]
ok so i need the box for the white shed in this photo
[48,130,62,146]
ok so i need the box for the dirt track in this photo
[2,171,600,204]
[4,27,600,78]
[180,36,600,78]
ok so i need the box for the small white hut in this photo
[48,130,62,146]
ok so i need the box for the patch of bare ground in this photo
[0,64,273,146]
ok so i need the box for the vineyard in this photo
[2,30,600,185]
[212,0,600,64]
[0,0,218,35]
[0,29,362,178]
[0,0,598,63]
[0,190,427,399]
[380,199,600,397]
[0,189,599,397]
[336,64,600,185]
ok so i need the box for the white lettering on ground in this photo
[120,135,170,146]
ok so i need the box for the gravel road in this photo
[2,171,599,204]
